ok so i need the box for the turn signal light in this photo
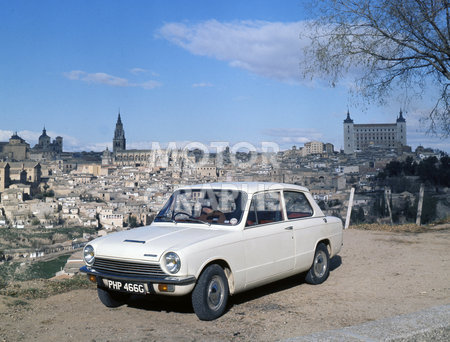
[88,275,97,283]
[158,284,175,292]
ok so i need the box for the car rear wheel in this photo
[97,287,129,308]
[192,264,229,321]
[305,243,330,285]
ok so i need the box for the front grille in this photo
[93,258,166,278]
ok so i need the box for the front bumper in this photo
[79,265,196,285]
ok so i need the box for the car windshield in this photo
[155,188,247,226]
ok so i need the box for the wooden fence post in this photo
[344,187,355,229]
[385,187,393,226]
[416,184,425,226]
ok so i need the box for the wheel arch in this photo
[198,259,235,295]
[316,238,331,255]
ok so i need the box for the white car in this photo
[80,182,343,320]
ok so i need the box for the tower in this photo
[343,110,355,154]
[54,136,63,153]
[396,109,407,147]
[102,147,113,165]
[113,112,126,153]
[38,127,51,149]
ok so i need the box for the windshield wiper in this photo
[154,215,176,223]
[177,217,211,226]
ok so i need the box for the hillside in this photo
[0,226,449,341]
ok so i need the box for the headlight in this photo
[83,245,95,265]
[164,252,180,274]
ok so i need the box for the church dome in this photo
[9,132,25,143]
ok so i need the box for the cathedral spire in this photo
[113,111,126,153]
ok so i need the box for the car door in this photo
[283,190,325,271]
[243,190,295,286]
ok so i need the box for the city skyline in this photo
[1,0,448,153]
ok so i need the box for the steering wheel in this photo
[173,211,194,219]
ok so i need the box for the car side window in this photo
[284,191,313,219]
[246,191,284,227]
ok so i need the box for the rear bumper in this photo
[79,265,196,285]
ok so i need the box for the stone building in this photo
[100,208,123,228]
[196,165,217,178]
[8,162,41,185]
[32,127,63,157]
[0,133,30,160]
[343,110,407,154]
[300,141,334,156]
[102,147,113,165]
[0,162,10,192]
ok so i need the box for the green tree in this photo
[351,206,365,224]
[403,156,417,176]
[317,200,327,211]
[438,155,450,186]
[303,0,449,136]
[129,216,138,228]
[421,193,438,223]
[31,218,40,226]
[385,160,403,177]
[371,194,386,217]
[417,156,439,183]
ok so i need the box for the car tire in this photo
[192,264,229,321]
[305,242,330,285]
[97,287,129,308]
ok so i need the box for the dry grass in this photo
[0,274,94,300]
[349,219,450,233]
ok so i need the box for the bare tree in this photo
[302,0,449,136]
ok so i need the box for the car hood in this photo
[90,224,230,262]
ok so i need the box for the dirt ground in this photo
[1,228,449,342]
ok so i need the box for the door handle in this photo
[284,226,293,230]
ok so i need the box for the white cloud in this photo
[63,70,161,89]
[0,130,41,145]
[192,82,213,88]
[130,67,148,75]
[64,70,85,80]
[140,80,162,89]
[130,68,160,77]
[85,73,130,87]
[0,130,16,141]
[157,20,310,83]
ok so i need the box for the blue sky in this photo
[1,0,448,153]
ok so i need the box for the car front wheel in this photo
[97,287,129,308]
[191,264,229,320]
[305,243,330,285]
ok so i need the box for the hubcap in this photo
[314,250,327,278]
[207,275,225,311]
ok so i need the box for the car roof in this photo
[176,182,310,195]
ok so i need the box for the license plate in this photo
[103,279,147,294]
